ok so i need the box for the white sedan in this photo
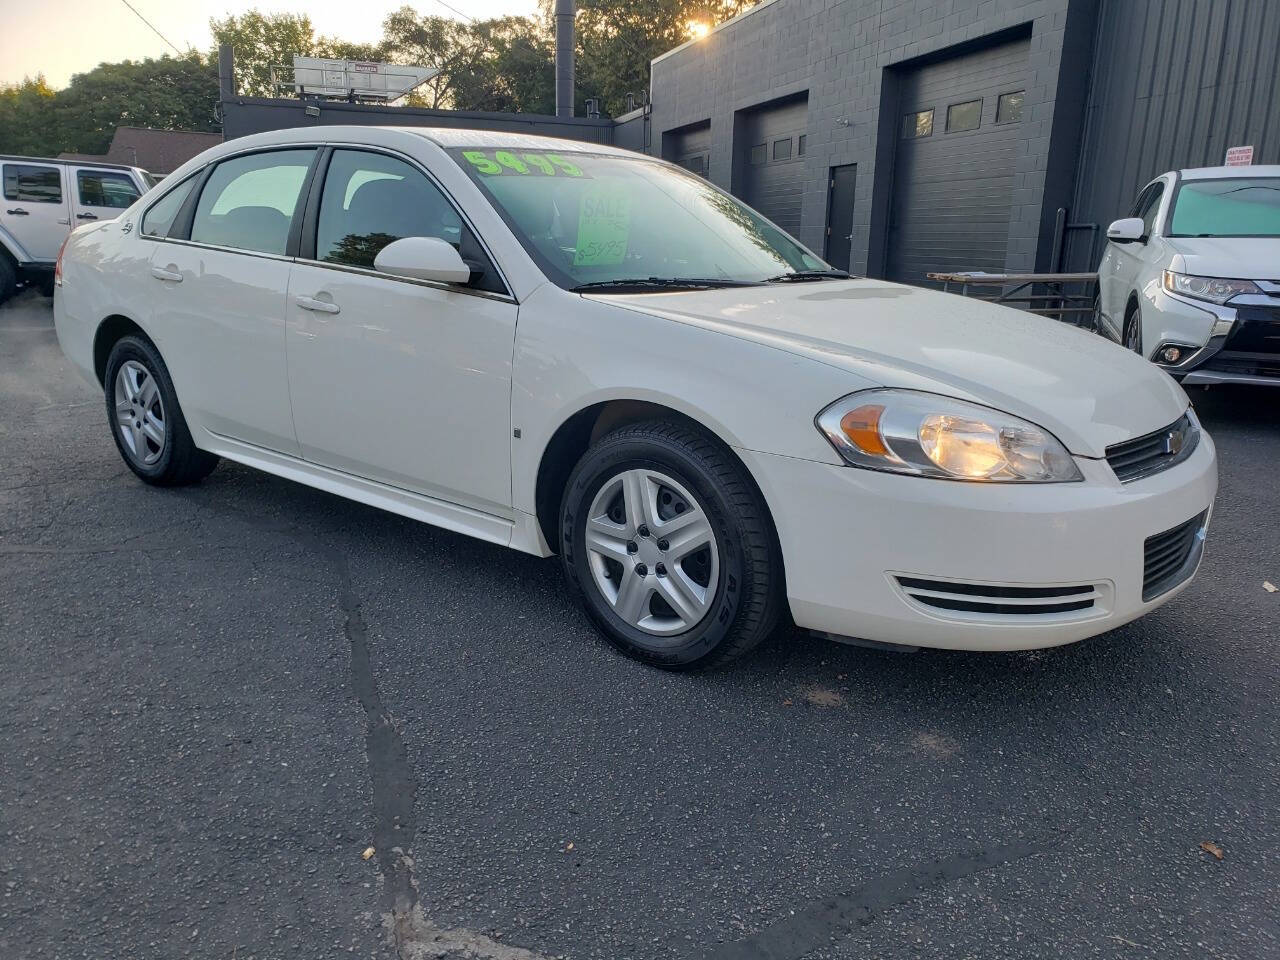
[53,126,1218,668]
[1098,164,1280,385]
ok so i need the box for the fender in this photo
[0,224,34,265]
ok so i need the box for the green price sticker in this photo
[573,185,629,267]
[462,150,585,177]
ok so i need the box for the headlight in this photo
[1163,270,1259,305]
[816,389,1083,482]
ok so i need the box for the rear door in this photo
[1,161,71,261]
[146,148,317,455]
[71,167,144,226]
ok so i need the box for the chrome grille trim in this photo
[894,576,1105,620]
[1105,412,1199,483]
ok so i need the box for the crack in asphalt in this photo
[701,834,1065,960]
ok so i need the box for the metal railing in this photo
[926,271,1099,328]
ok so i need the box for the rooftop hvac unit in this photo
[289,57,439,101]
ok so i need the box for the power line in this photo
[118,0,184,55]
[429,0,475,23]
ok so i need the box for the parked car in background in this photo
[54,127,1216,668]
[1097,165,1280,386]
[1,155,153,304]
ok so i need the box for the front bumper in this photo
[1151,285,1280,387]
[739,432,1218,651]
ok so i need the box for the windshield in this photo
[1168,177,1280,237]
[448,147,831,289]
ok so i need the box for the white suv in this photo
[1097,165,1280,386]
[1,155,153,303]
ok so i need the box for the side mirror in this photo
[374,236,472,284]
[1107,217,1146,244]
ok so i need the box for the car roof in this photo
[396,126,636,157]
[0,154,144,173]
[1177,164,1280,179]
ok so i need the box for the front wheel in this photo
[1123,306,1144,356]
[559,420,784,670]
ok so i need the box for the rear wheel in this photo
[104,335,219,486]
[559,420,783,669]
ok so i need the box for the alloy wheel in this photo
[583,468,720,637]
[114,359,166,466]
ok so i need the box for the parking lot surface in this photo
[1,290,1277,960]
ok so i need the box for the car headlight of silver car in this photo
[816,389,1083,482]
[1162,270,1260,305]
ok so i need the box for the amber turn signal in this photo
[839,404,889,456]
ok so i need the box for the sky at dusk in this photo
[1,0,541,88]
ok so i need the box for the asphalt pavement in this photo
[1,289,1276,960]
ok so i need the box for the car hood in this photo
[1165,237,1280,279]
[591,279,1189,458]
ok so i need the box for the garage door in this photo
[738,97,808,234]
[885,38,1029,286]
[663,121,711,178]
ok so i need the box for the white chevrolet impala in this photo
[53,127,1218,668]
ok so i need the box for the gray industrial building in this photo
[648,0,1279,281]
[220,0,1279,284]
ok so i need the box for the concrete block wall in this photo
[649,0,1081,277]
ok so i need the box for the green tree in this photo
[54,54,218,154]
[449,17,555,114]
[209,11,320,98]
[379,7,490,109]
[0,56,217,157]
[560,0,751,114]
[0,76,57,155]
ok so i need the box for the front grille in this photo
[1221,305,1280,355]
[1143,511,1208,601]
[1105,412,1199,483]
[1203,351,1280,380]
[895,576,1102,619]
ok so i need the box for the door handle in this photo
[294,295,340,315]
[150,266,183,282]
[76,212,98,220]
[5,208,28,216]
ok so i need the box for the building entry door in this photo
[824,164,857,271]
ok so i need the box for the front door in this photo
[1100,179,1166,338]
[824,164,857,272]
[71,167,143,226]
[285,148,517,515]
[147,148,316,454]
[1,161,70,261]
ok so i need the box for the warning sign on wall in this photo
[1224,145,1254,166]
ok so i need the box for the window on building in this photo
[996,90,1025,125]
[317,149,464,269]
[901,109,933,139]
[190,149,315,255]
[3,164,62,203]
[797,135,806,156]
[945,99,982,133]
[772,138,792,161]
[679,153,709,178]
[140,176,196,238]
[749,143,767,164]
[77,171,141,209]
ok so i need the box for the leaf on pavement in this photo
[362,846,376,861]
[1264,581,1277,593]
[1199,841,1224,860]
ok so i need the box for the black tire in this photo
[104,335,219,486]
[559,419,784,670]
[1123,305,1144,356]
[0,252,16,306]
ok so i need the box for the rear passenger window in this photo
[190,149,315,255]
[78,171,141,209]
[3,164,62,203]
[141,176,196,238]
[316,150,463,269]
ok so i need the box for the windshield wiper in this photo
[571,277,753,292]
[764,269,851,282]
